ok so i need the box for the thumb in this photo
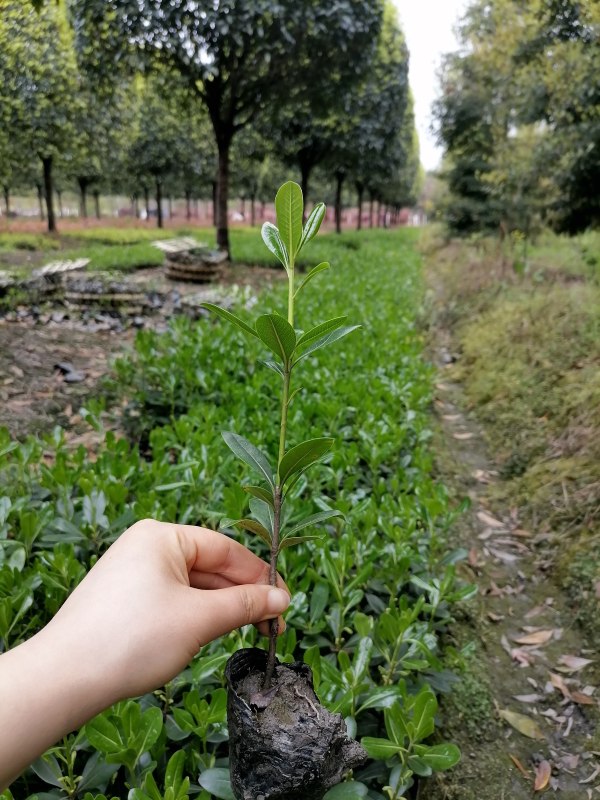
[188,584,291,644]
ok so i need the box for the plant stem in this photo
[263,262,295,689]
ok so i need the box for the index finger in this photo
[170,523,288,593]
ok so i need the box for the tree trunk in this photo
[42,156,56,233]
[240,196,246,218]
[3,185,10,217]
[185,190,192,221]
[369,193,374,229]
[143,186,150,219]
[56,190,63,218]
[250,193,256,227]
[212,180,218,225]
[334,171,344,235]
[216,140,231,256]
[356,182,364,231]
[376,200,382,228]
[93,190,101,219]
[78,177,88,218]
[155,179,163,229]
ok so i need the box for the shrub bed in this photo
[0,229,469,800]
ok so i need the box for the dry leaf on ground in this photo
[477,510,505,528]
[513,630,554,646]
[534,760,552,791]
[549,672,571,699]
[509,754,530,777]
[557,655,593,673]
[453,431,474,440]
[499,709,545,740]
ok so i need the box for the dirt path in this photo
[0,319,133,441]
[426,338,600,799]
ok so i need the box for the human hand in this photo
[0,519,290,789]
[42,519,291,703]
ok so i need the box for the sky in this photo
[394,0,470,171]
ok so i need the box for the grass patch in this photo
[426,226,600,648]
[0,232,62,252]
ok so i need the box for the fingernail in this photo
[267,588,291,615]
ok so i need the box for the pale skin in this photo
[0,519,291,790]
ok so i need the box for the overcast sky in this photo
[394,0,470,171]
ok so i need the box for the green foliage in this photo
[435,0,600,236]
[0,227,467,797]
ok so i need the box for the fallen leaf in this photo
[560,754,580,771]
[513,630,554,646]
[488,611,504,623]
[509,753,530,777]
[443,414,461,421]
[513,694,544,703]
[549,672,571,699]
[453,431,474,440]
[580,767,600,785]
[570,691,596,706]
[525,605,547,620]
[499,709,545,740]
[488,548,520,564]
[534,760,552,791]
[477,510,505,528]
[557,655,593,673]
[512,648,536,667]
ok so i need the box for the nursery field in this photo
[0,227,470,799]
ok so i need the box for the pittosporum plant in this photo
[203,182,366,800]
[204,181,359,686]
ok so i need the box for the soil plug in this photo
[203,182,364,799]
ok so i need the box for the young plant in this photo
[203,181,359,688]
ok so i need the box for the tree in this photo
[0,0,79,232]
[434,0,600,236]
[72,0,383,255]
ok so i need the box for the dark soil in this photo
[227,649,366,800]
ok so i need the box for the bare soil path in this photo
[426,336,600,799]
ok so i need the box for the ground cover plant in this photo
[424,228,600,644]
[0,226,468,800]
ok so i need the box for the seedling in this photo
[203,182,365,800]
[204,181,358,686]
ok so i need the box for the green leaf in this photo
[358,686,406,713]
[361,737,403,760]
[243,485,274,508]
[407,756,433,777]
[278,534,323,550]
[296,325,361,362]
[412,743,461,771]
[261,222,288,269]
[260,359,284,377]
[255,314,296,364]
[278,437,333,485]
[296,316,348,349]
[249,497,274,535]
[165,750,186,793]
[294,261,330,297]
[385,704,411,747]
[85,715,123,756]
[275,181,303,262]
[412,690,437,742]
[201,303,259,340]
[300,202,326,251]
[323,781,369,799]
[222,432,274,489]
[198,768,235,800]
[283,509,344,538]
[222,518,272,548]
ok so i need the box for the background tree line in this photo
[434,0,600,237]
[0,0,421,253]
